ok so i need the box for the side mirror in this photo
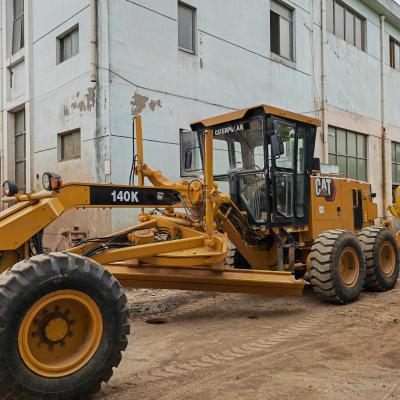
[271,132,284,159]
[312,157,321,171]
[180,130,202,177]
[184,148,193,170]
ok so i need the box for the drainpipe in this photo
[321,0,329,163]
[0,1,3,190]
[90,0,98,83]
[380,15,387,217]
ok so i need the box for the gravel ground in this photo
[94,282,400,400]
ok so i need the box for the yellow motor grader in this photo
[0,104,398,399]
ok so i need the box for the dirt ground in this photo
[92,281,400,400]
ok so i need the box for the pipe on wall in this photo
[90,0,98,83]
[0,0,3,202]
[321,0,329,163]
[380,15,387,217]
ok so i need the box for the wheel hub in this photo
[380,241,395,277]
[18,290,103,378]
[339,246,360,287]
[44,316,69,343]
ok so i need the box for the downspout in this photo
[90,0,101,182]
[321,0,329,163]
[0,0,3,202]
[90,0,98,83]
[380,15,387,216]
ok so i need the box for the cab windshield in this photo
[212,117,265,176]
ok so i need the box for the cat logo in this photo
[315,177,336,201]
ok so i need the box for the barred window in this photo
[328,127,367,181]
[14,109,26,190]
[178,2,196,53]
[326,0,364,50]
[12,0,24,54]
[58,130,81,161]
[57,25,79,64]
[392,142,400,185]
[390,37,400,71]
[270,0,293,60]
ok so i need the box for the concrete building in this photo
[0,0,399,249]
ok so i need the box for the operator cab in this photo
[181,104,320,228]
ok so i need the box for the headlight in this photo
[1,180,19,197]
[42,172,63,191]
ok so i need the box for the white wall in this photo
[107,0,317,229]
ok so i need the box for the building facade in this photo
[0,0,399,249]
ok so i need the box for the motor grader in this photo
[0,104,398,399]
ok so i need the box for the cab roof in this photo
[191,104,321,129]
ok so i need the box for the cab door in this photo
[270,118,309,226]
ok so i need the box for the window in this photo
[390,37,400,71]
[328,127,367,181]
[270,0,293,60]
[178,2,196,53]
[14,109,25,190]
[12,0,24,54]
[326,0,364,50]
[58,130,81,161]
[57,25,79,64]
[392,142,400,185]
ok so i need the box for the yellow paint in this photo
[18,290,103,378]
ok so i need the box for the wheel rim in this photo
[380,241,396,277]
[18,290,103,378]
[339,246,360,287]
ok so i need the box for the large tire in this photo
[358,226,400,291]
[310,229,366,304]
[0,252,130,399]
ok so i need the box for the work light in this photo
[42,172,63,191]
[1,180,19,197]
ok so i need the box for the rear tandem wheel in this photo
[0,252,130,400]
[309,229,366,304]
[358,226,400,291]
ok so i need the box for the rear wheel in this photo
[358,226,399,291]
[0,252,130,399]
[310,229,365,304]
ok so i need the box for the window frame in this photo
[178,1,196,54]
[58,129,81,162]
[13,108,26,190]
[270,0,294,61]
[390,37,400,71]
[392,141,400,185]
[57,24,80,64]
[328,126,367,181]
[326,0,365,51]
[12,0,24,54]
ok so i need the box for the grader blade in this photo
[106,264,307,296]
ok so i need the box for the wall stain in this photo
[149,99,162,111]
[131,93,149,115]
[63,87,96,117]
[131,92,162,115]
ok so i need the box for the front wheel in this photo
[0,253,130,399]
